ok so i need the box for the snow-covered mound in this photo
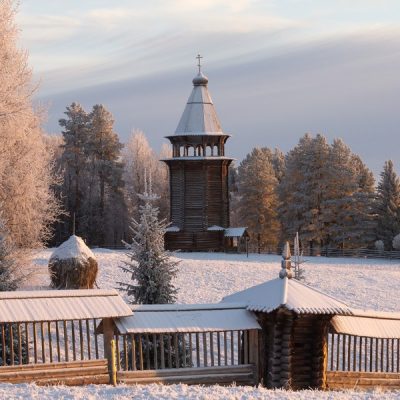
[49,235,95,262]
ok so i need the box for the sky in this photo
[16,0,400,175]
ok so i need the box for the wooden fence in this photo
[326,332,400,389]
[114,329,259,386]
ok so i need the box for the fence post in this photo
[248,329,260,386]
[103,318,117,385]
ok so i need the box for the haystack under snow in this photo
[48,235,98,289]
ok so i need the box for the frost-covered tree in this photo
[236,147,281,251]
[0,0,59,249]
[279,134,374,251]
[0,210,27,365]
[279,134,329,252]
[375,160,400,250]
[123,130,169,222]
[119,182,178,304]
[0,211,21,291]
[321,139,376,249]
[392,234,400,251]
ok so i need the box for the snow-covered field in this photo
[6,250,400,399]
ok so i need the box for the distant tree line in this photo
[231,134,400,252]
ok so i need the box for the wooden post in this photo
[110,339,117,386]
[249,329,260,385]
[102,318,115,384]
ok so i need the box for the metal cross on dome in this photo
[196,54,203,73]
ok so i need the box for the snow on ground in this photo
[10,249,400,399]
[25,249,400,311]
[0,382,399,400]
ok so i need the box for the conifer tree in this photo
[376,160,400,249]
[236,147,281,251]
[119,179,178,304]
[279,134,329,252]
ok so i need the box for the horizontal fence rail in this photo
[328,333,400,373]
[0,319,103,367]
[115,330,250,372]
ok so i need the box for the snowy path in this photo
[9,250,400,399]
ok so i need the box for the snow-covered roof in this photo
[224,227,248,237]
[114,303,261,334]
[174,73,225,136]
[50,235,95,262]
[221,277,353,315]
[207,225,225,231]
[165,226,180,232]
[331,315,400,338]
[0,289,132,322]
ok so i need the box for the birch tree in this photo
[0,0,59,250]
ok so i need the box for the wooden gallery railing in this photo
[0,319,108,385]
[114,329,259,386]
[326,332,400,389]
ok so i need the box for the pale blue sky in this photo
[17,0,400,175]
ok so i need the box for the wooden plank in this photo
[160,334,165,369]
[203,333,207,367]
[174,334,179,368]
[63,320,68,362]
[9,324,14,366]
[33,322,38,364]
[93,319,99,359]
[153,334,157,370]
[145,334,151,370]
[188,333,192,368]
[217,332,221,367]
[230,331,234,365]
[167,334,172,369]
[209,332,214,367]
[71,320,76,361]
[182,334,186,368]
[25,322,30,364]
[40,322,45,363]
[224,331,228,366]
[1,325,6,366]
[138,334,144,371]
[79,320,84,361]
[55,321,61,362]
[196,333,200,368]
[47,322,53,363]
[243,331,248,365]
[86,320,91,360]
[115,335,121,371]
[124,335,128,371]
[131,334,137,371]
[17,323,22,365]
[0,359,108,372]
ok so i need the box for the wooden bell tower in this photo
[163,57,233,251]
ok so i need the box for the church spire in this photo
[174,56,222,135]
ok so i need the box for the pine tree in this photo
[321,139,376,249]
[119,181,178,304]
[236,147,281,251]
[87,104,125,246]
[279,134,329,252]
[376,160,400,250]
[59,103,90,238]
